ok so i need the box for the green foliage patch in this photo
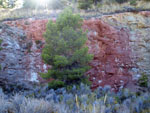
[138,73,149,87]
[0,39,2,45]
[130,0,137,6]
[115,0,128,4]
[0,39,2,70]
[78,0,93,10]
[0,39,2,51]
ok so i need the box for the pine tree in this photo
[41,9,93,89]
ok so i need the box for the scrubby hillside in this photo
[0,84,150,113]
[0,0,150,113]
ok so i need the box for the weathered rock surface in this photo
[83,20,133,91]
[102,11,150,81]
[1,11,150,91]
[0,23,47,84]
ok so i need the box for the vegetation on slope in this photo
[0,39,2,70]
[0,84,150,113]
[0,0,150,113]
[1,0,150,21]
[41,9,93,89]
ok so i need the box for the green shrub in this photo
[48,80,65,90]
[115,0,128,4]
[41,9,93,89]
[138,73,148,87]
[0,39,2,70]
[35,40,42,45]
[0,39,2,45]
[0,39,2,51]
[0,39,2,50]
[78,0,93,10]
[1,85,150,113]
[130,0,137,6]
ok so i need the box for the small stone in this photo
[98,80,102,83]
[120,80,124,83]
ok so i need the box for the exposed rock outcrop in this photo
[1,11,150,91]
[102,11,150,80]
[0,23,47,83]
[83,20,133,91]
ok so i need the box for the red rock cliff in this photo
[83,19,133,91]
[4,17,134,91]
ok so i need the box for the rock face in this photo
[0,23,47,83]
[83,20,133,91]
[0,24,27,81]
[102,11,150,81]
[1,11,150,91]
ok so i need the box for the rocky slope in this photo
[0,11,150,91]
[0,22,47,83]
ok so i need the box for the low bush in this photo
[138,73,148,87]
[0,39,2,51]
[0,94,55,113]
[0,39,2,45]
[78,0,93,10]
[115,0,128,4]
[130,0,137,5]
[0,39,2,70]
[0,84,150,113]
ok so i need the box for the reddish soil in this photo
[83,19,133,91]
[5,18,133,91]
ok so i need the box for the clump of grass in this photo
[0,89,56,113]
[35,40,42,45]
[0,39,2,45]
[138,73,148,87]
[130,0,137,6]
[0,39,3,50]
[0,8,53,22]
[0,39,2,51]
[0,39,2,70]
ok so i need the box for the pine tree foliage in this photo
[41,9,93,89]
